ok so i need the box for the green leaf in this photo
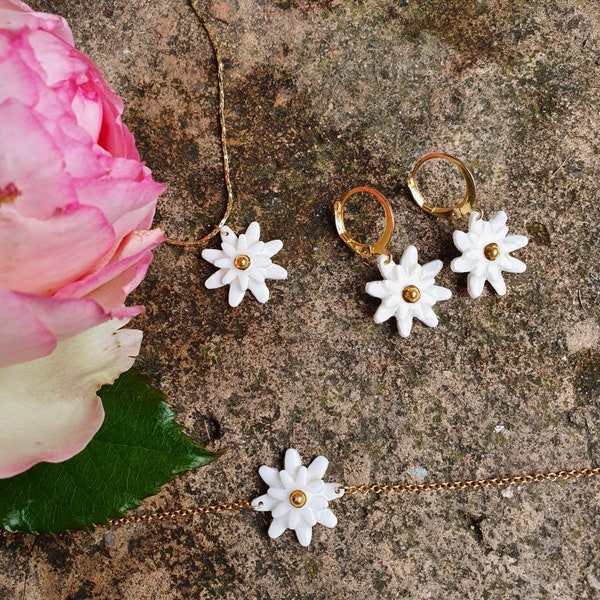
[0,369,216,534]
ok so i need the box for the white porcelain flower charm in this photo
[251,448,344,547]
[451,211,528,298]
[365,245,452,337]
[201,221,287,307]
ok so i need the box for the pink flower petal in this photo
[0,202,116,295]
[0,289,109,367]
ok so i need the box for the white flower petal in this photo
[430,285,452,302]
[296,466,309,487]
[204,270,226,289]
[228,280,247,307]
[397,315,413,338]
[248,268,266,284]
[237,234,249,253]
[421,259,443,278]
[467,272,487,299]
[263,239,284,257]
[263,264,288,280]
[268,487,288,502]
[221,269,238,285]
[287,509,301,530]
[258,465,281,487]
[366,280,390,300]
[295,523,313,547]
[417,305,440,328]
[400,245,419,267]
[0,319,140,478]
[487,268,507,296]
[489,210,507,231]
[377,254,396,279]
[305,479,325,494]
[308,495,328,510]
[268,517,288,539]
[451,255,477,274]
[284,448,302,473]
[453,230,472,253]
[301,509,318,527]
[317,508,338,528]
[499,254,527,274]
[280,470,295,488]
[501,234,529,253]
[245,221,261,244]
[307,455,329,480]
[373,302,398,324]
[323,482,344,500]
[248,280,270,304]
[200,248,225,265]
[272,503,291,519]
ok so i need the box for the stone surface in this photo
[2,0,600,598]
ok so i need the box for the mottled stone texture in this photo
[2,0,600,598]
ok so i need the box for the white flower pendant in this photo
[451,211,528,298]
[365,245,452,338]
[201,222,288,307]
[251,448,344,547]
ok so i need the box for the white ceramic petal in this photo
[245,221,261,244]
[467,272,487,299]
[296,466,309,487]
[284,448,302,473]
[237,234,249,253]
[200,248,225,265]
[501,234,529,253]
[323,482,344,500]
[248,280,270,304]
[430,285,452,302]
[227,279,246,307]
[305,479,325,495]
[0,318,140,478]
[489,210,508,232]
[451,255,477,274]
[280,470,295,488]
[214,257,234,269]
[308,495,328,510]
[317,508,338,528]
[248,268,266,284]
[499,254,527,274]
[420,259,443,278]
[307,455,328,480]
[204,271,226,289]
[258,465,281,487]
[268,517,287,539]
[272,503,291,519]
[287,509,301,530]
[453,229,472,253]
[221,269,238,285]
[400,245,419,268]
[417,305,440,328]
[366,281,389,300]
[301,509,318,528]
[295,523,313,547]
[397,315,413,338]
[268,487,288,502]
[377,254,396,279]
[486,268,507,296]
[263,264,288,280]
[262,239,284,257]
[220,226,235,241]
[374,303,398,324]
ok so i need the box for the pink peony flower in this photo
[0,0,166,477]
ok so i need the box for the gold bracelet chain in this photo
[2,466,598,535]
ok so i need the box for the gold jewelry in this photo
[334,186,451,337]
[164,1,287,307]
[407,152,529,299]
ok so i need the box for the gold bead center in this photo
[484,242,501,261]
[234,254,251,270]
[289,490,307,508]
[402,285,421,303]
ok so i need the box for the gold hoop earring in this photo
[334,187,451,338]
[407,153,529,299]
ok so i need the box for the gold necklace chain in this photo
[166,0,233,247]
